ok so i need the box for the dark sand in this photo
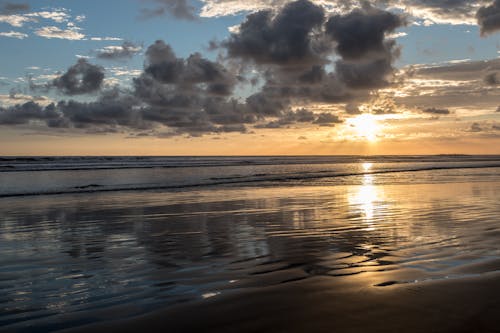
[61,271,500,333]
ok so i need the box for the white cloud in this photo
[198,0,483,26]
[34,26,85,40]
[0,30,28,39]
[97,44,142,55]
[107,67,143,76]
[0,14,35,27]
[90,37,123,41]
[0,94,53,107]
[227,24,240,33]
[198,0,341,17]
[28,73,59,84]
[386,31,408,39]
[26,10,71,23]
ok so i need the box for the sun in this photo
[348,114,380,142]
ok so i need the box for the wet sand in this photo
[2,178,500,332]
[62,271,500,333]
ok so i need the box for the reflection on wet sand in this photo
[1,175,500,331]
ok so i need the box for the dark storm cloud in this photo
[313,112,342,126]
[335,57,394,89]
[298,65,326,84]
[222,0,327,65]
[0,101,59,125]
[96,42,143,60]
[140,0,197,20]
[143,40,236,95]
[52,59,105,95]
[144,39,178,65]
[55,93,145,130]
[218,0,405,123]
[254,108,337,128]
[245,90,289,117]
[0,2,29,14]
[422,107,451,115]
[325,3,405,61]
[143,41,184,83]
[477,0,500,35]
[128,40,255,135]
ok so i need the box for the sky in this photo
[1,0,500,155]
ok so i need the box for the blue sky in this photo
[0,0,244,81]
[1,0,499,84]
[1,0,500,155]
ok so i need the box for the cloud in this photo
[345,103,361,114]
[335,57,395,90]
[198,0,487,26]
[0,2,29,15]
[477,0,500,35]
[140,0,197,20]
[222,0,326,65]
[397,0,484,25]
[0,30,28,39]
[221,0,405,120]
[55,97,143,130]
[254,108,336,128]
[0,13,35,26]
[422,107,450,115]
[26,10,71,23]
[415,58,500,81]
[313,112,342,126]
[142,40,236,95]
[0,7,77,28]
[468,121,500,134]
[387,57,500,116]
[325,3,405,61]
[325,4,405,90]
[1,1,409,137]
[51,59,105,95]
[0,92,52,107]
[484,72,499,85]
[96,42,143,60]
[34,26,85,40]
[90,37,123,41]
[470,122,483,132]
[0,101,59,125]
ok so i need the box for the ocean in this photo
[1,156,500,332]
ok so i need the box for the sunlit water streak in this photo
[0,160,499,332]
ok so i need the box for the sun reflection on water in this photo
[349,163,383,229]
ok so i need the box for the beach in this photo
[1,156,499,332]
[63,272,500,333]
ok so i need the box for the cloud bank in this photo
[2,0,500,139]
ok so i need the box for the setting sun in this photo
[348,114,380,142]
